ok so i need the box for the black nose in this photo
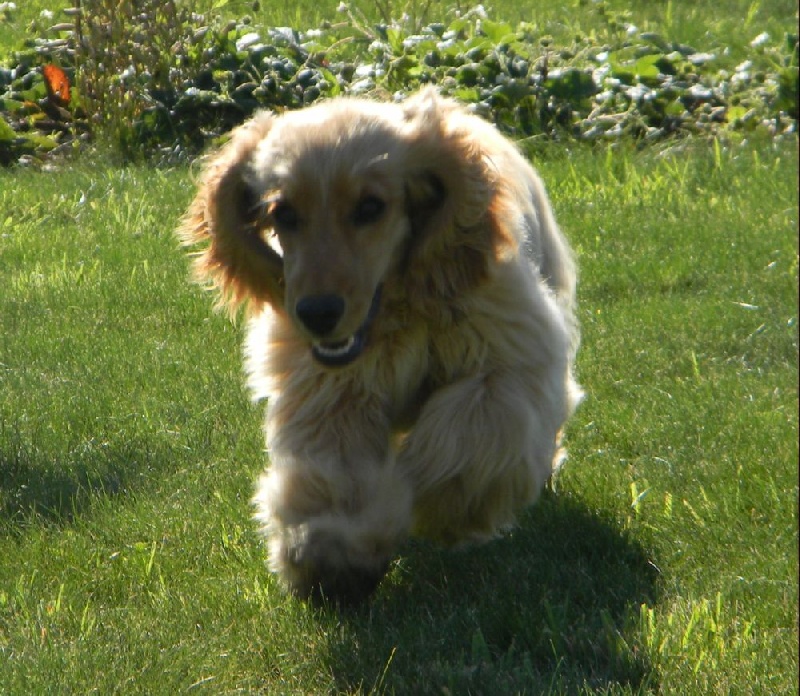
[295,294,345,337]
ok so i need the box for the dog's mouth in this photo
[311,286,382,368]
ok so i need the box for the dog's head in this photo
[178,88,503,367]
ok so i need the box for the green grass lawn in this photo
[1,137,796,693]
[1,0,798,693]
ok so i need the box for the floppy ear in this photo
[400,89,503,301]
[177,112,284,314]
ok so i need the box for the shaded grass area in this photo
[0,137,796,693]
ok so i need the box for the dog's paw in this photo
[256,462,412,607]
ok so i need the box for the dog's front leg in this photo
[399,370,569,545]
[253,391,412,605]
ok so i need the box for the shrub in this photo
[0,2,797,164]
[72,0,206,157]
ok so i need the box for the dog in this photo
[178,87,582,605]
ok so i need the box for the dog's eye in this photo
[352,195,386,226]
[269,201,299,231]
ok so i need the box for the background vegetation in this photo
[0,0,797,161]
[1,0,798,694]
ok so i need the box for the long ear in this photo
[177,112,284,315]
[400,89,505,302]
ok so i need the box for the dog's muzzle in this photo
[298,286,382,368]
[306,559,389,608]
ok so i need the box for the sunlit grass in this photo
[1,0,798,693]
[1,136,796,693]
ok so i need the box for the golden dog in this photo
[178,88,582,605]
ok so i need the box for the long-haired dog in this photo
[178,88,582,605]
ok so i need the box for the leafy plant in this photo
[71,0,205,157]
[0,2,797,163]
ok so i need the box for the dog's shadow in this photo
[0,432,155,529]
[324,492,660,693]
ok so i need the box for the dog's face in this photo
[247,103,414,367]
[180,89,498,368]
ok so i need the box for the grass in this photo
[1,137,796,693]
[1,0,798,693]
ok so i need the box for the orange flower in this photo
[43,64,70,106]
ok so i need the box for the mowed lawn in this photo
[1,135,796,693]
[1,0,798,692]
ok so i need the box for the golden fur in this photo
[178,88,582,605]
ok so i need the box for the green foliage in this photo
[71,0,209,159]
[0,1,797,163]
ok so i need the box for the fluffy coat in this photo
[178,88,582,604]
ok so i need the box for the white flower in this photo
[337,2,348,13]
[592,63,611,82]
[349,78,374,93]
[0,2,18,11]
[750,31,770,48]
[40,9,54,19]
[688,52,715,65]
[688,84,713,99]
[626,84,652,101]
[235,32,261,52]
[402,34,428,49]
